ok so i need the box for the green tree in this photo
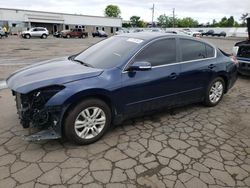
[157,14,170,28]
[227,16,235,27]
[220,17,228,27]
[104,5,121,18]
[122,22,131,28]
[177,17,199,27]
[130,16,141,27]
[138,20,146,28]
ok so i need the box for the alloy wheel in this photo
[74,107,106,139]
[209,81,223,104]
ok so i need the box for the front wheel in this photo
[204,77,225,107]
[25,34,31,39]
[64,98,111,145]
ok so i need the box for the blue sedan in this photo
[7,32,238,144]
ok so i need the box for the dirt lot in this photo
[0,36,250,188]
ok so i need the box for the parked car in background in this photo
[212,31,227,37]
[6,32,238,144]
[92,30,108,37]
[202,30,215,36]
[115,28,129,35]
[181,30,201,37]
[61,28,88,38]
[21,27,49,39]
[53,31,62,38]
[233,16,250,75]
[150,28,162,32]
[131,28,144,33]
[191,31,202,37]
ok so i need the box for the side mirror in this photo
[232,46,239,57]
[128,61,152,71]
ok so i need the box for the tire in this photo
[204,77,225,107]
[41,34,47,39]
[0,35,2,39]
[66,34,70,38]
[25,34,31,39]
[64,98,111,145]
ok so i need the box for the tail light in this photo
[230,56,239,65]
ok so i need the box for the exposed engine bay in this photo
[12,85,65,141]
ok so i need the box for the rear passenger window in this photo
[206,44,215,58]
[134,38,176,66]
[180,39,206,61]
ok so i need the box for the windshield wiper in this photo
[71,58,93,68]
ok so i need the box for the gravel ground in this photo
[0,35,250,188]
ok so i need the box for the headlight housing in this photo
[28,85,65,109]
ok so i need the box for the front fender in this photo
[45,77,110,107]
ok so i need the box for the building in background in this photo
[0,8,122,35]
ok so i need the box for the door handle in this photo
[169,72,177,79]
[208,64,216,69]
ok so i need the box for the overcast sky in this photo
[1,0,249,23]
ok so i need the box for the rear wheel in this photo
[66,34,70,38]
[204,77,225,107]
[64,98,111,145]
[41,34,47,39]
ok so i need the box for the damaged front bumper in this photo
[24,129,60,141]
[13,89,65,141]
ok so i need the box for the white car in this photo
[182,30,201,37]
[21,27,49,39]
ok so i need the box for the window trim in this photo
[122,37,216,73]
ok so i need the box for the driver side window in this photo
[133,38,177,67]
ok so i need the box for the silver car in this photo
[21,27,49,39]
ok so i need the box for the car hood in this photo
[7,57,103,93]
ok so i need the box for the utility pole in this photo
[151,4,155,27]
[173,8,175,28]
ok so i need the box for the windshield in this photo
[74,36,143,69]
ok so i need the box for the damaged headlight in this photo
[29,85,65,109]
[26,85,65,126]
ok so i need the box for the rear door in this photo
[121,38,183,116]
[177,38,217,103]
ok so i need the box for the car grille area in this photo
[13,91,50,128]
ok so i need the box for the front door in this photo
[121,38,182,116]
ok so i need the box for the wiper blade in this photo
[72,58,93,68]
